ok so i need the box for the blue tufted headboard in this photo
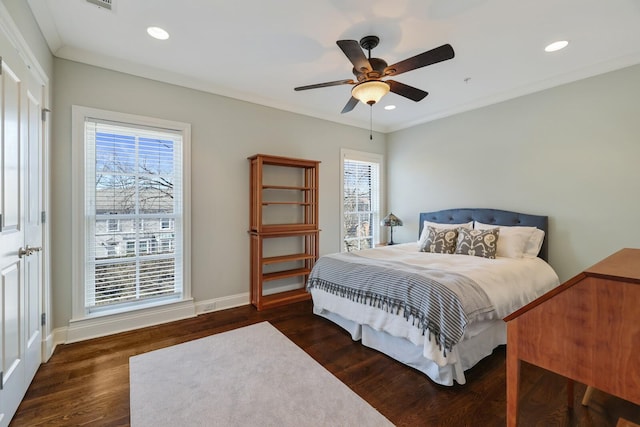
[419,208,549,261]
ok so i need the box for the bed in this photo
[307,208,560,386]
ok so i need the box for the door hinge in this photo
[0,371,3,390]
[0,213,2,232]
[41,313,47,326]
[42,108,51,122]
[41,211,46,224]
[0,56,3,75]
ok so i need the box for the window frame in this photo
[340,149,385,252]
[71,106,192,321]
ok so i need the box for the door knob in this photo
[18,245,42,258]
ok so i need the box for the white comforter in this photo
[351,243,560,318]
[310,243,560,367]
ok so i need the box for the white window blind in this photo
[342,153,381,252]
[84,118,184,311]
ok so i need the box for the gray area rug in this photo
[130,321,393,426]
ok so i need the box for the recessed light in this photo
[544,40,568,52]
[384,105,396,111]
[147,26,169,40]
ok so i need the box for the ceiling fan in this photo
[294,35,455,114]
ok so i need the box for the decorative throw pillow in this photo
[455,227,499,259]
[417,220,473,247]
[419,226,459,254]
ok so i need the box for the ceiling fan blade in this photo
[386,80,429,102]
[337,40,372,73]
[294,79,355,91]
[341,96,359,114]
[384,44,455,77]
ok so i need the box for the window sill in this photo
[67,298,195,343]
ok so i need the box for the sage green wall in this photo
[2,0,53,76]
[51,58,386,329]
[387,64,640,282]
[11,0,640,327]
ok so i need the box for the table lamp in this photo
[381,213,403,245]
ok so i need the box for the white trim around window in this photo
[340,149,385,251]
[70,105,194,341]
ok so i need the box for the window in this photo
[72,106,191,318]
[160,238,174,253]
[138,240,149,254]
[341,149,383,252]
[107,218,120,232]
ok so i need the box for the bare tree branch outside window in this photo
[92,132,178,307]
[343,160,377,251]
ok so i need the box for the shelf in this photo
[259,288,311,310]
[262,267,312,282]
[263,185,315,191]
[250,225,319,234]
[263,253,316,265]
[249,154,320,310]
[262,201,316,206]
[249,153,319,168]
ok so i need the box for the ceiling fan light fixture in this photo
[352,80,390,105]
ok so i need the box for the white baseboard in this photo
[195,292,250,314]
[51,327,68,353]
[49,293,253,349]
[65,299,196,343]
[42,331,55,362]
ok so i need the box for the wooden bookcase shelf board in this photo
[248,154,320,310]
[505,248,640,426]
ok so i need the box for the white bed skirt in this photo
[312,295,506,386]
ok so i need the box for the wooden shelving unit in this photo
[248,154,320,310]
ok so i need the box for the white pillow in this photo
[523,228,545,258]
[474,221,537,259]
[418,220,473,247]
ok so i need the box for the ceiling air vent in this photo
[86,0,113,10]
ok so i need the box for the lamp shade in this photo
[351,80,390,105]
[381,213,403,227]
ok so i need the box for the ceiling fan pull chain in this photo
[370,105,373,140]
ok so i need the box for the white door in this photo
[24,64,44,388]
[0,38,44,426]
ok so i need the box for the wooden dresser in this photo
[504,248,640,426]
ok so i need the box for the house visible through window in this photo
[73,106,190,317]
[341,149,382,252]
[107,218,120,232]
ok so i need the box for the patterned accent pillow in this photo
[419,226,459,254]
[455,227,499,259]
[418,220,473,248]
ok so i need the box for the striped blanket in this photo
[306,252,495,355]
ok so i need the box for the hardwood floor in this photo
[11,301,639,426]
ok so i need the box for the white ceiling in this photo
[28,0,640,133]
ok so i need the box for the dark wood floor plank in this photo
[11,301,639,426]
